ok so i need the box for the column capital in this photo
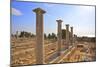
[66,24,69,27]
[33,8,46,14]
[70,26,73,30]
[33,7,45,64]
[56,19,63,23]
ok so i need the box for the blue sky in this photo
[11,1,95,37]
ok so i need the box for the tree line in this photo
[11,31,57,39]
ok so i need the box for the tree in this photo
[19,31,25,37]
[19,31,35,38]
[44,33,47,39]
[47,33,57,40]
[48,33,51,39]
[51,33,57,39]
[31,34,35,37]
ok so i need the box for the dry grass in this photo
[11,37,96,66]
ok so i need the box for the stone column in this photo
[66,24,69,47]
[73,34,76,44]
[33,8,46,64]
[74,34,77,43]
[70,27,73,45]
[56,19,63,56]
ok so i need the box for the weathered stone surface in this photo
[33,8,46,64]
[56,19,63,56]
[66,24,70,46]
[70,27,73,45]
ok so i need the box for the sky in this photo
[11,0,95,37]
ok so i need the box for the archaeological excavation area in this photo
[11,7,96,66]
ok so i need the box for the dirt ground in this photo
[11,37,96,66]
[11,37,58,66]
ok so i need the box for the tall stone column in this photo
[66,24,69,47]
[70,27,73,45]
[33,8,46,64]
[56,19,63,56]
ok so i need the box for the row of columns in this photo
[33,8,75,64]
[56,20,74,56]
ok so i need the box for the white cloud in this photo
[12,8,22,16]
